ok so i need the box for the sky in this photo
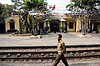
[0,0,71,13]
[46,0,70,10]
[46,0,71,13]
[0,0,13,5]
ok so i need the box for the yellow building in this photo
[49,13,77,32]
[1,14,82,33]
[65,18,76,32]
[75,18,81,32]
[5,15,20,33]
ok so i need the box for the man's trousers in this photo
[52,53,69,66]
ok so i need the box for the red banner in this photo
[52,5,55,10]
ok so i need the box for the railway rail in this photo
[0,44,100,63]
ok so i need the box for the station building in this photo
[0,13,100,33]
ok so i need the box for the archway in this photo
[50,20,60,32]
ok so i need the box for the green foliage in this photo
[0,4,14,18]
[67,0,100,12]
[12,0,48,33]
[0,3,3,15]
[21,0,47,11]
[60,26,65,30]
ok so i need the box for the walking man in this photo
[52,34,69,66]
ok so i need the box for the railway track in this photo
[0,44,100,63]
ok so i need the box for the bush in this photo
[60,26,65,30]
[60,26,66,33]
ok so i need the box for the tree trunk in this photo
[31,16,38,36]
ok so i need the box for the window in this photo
[10,19,15,29]
[10,22,15,29]
[69,22,73,29]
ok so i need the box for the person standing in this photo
[52,34,69,66]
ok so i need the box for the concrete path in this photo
[0,32,100,47]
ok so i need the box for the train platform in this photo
[0,60,100,66]
[0,32,100,66]
[0,32,100,47]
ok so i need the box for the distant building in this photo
[47,13,76,32]
[0,12,100,34]
[90,14,100,33]
[5,15,20,33]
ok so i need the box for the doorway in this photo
[0,18,5,33]
[0,23,5,33]
[50,20,60,32]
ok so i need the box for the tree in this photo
[0,3,3,16]
[23,0,47,35]
[0,3,14,18]
[12,0,47,35]
[66,0,100,34]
